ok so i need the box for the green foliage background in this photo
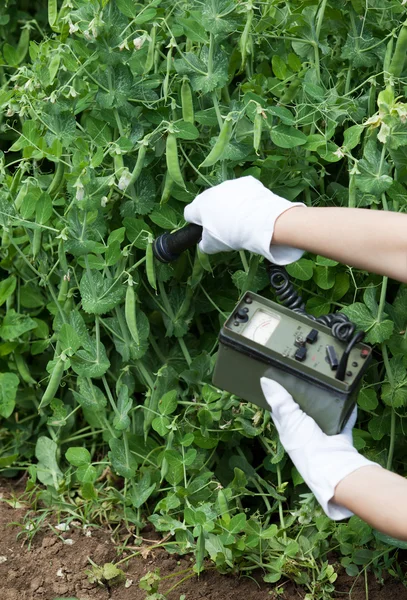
[0,0,407,595]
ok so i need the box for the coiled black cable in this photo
[268,264,356,343]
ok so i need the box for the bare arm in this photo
[334,466,407,540]
[273,207,407,284]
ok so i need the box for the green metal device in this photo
[212,291,372,435]
[153,224,372,435]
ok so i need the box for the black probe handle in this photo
[153,224,203,263]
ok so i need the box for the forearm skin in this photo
[273,207,407,283]
[333,466,407,540]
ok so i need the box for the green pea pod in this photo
[39,357,64,410]
[253,110,263,154]
[146,242,157,291]
[161,170,173,204]
[384,36,394,82]
[280,78,301,104]
[166,133,185,189]
[128,143,147,188]
[181,78,194,124]
[58,240,69,273]
[239,9,253,70]
[189,250,204,289]
[32,229,41,259]
[15,353,36,385]
[217,488,229,520]
[125,281,139,345]
[48,0,58,29]
[163,46,173,102]
[16,27,30,65]
[58,276,69,304]
[47,162,65,198]
[199,116,233,168]
[389,19,407,77]
[10,167,24,198]
[144,25,156,74]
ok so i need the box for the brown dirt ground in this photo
[0,484,406,600]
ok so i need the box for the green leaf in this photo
[178,16,208,43]
[272,56,287,80]
[149,206,179,230]
[152,415,171,436]
[358,388,378,411]
[109,437,138,478]
[158,390,178,415]
[0,277,16,307]
[343,125,364,151]
[66,447,91,467]
[0,373,19,418]
[271,125,308,148]
[314,265,335,290]
[80,272,125,315]
[35,436,63,487]
[285,259,314,281]
[228,513,246,534]
[123,217,152,249]
[58,323,82,354]
[71,338,110,378]
[0,310,37,341]
[131,473,156,509]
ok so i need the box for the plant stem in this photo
[382,344,396,470]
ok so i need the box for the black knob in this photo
[235,308,249,323]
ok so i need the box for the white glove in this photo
[184,176,306,265]
[261,378,380,520]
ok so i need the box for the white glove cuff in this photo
[257,201,306,266]
[312,459,381,520]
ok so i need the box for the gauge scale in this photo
[212,292,372,435]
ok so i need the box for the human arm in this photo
[184,176,407,283]
[273,206,407,284]
[334,466,407,539]
[261,378,407,541]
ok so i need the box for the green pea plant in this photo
[0,0,407,597]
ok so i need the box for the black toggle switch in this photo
[306,328,319,344]
[295,346,307,362]
[326,345,339,370]
[235,308,249,323]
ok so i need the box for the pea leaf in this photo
[271,125,308,148]
[80,272,125,315]
[285,259,314,281]
[0,373,19,418]
[0,310,37,340]
[66,447,91,467]
[35,436,63,487]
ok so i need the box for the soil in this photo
[0,484,406,600]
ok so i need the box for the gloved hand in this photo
[184,176,306,266]
[261,378,380,520]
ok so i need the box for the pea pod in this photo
[32,229,41,259]
[39,357,64,410]
[48,0,59,30]
[163,44,173,102]
[253,110,263,154]
[161,170,173,204]
[128,143,147,188]
[166,133,185,189]
[15,353,36,385]
[47,161,65,198]
[144,25,156,74]
[217,488,229,521]
[181,78,194,124]
[58,275,69,304]
[125,279,139,345]
[239,8,253,70]
[199,115,233,168]
[389,19,407,77]
[16,27,30,65]
[58,240,69,273]
[146,242,157,291]
[383,36,394,84]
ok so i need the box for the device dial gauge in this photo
[241,309,280,346]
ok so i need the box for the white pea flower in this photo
[101,196,108,207]
[69,21,79,34]
[118,168,131,190]
[119,40,130,51]
[133,37,145,50]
